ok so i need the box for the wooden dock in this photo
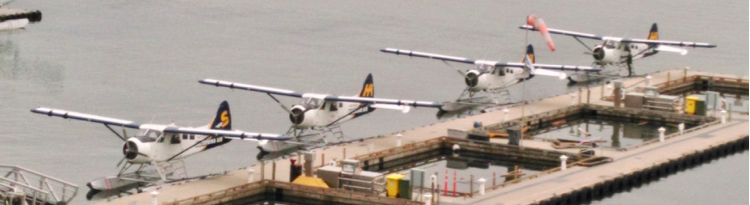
[98,69,748,205]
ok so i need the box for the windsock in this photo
[526,14,556,51]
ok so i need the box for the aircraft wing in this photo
[30,107,142,129]
[326,96,444,108]
[199,79,303,98]
[381,48,479,65]
[381,48,600,72]
[617,39,716,48]
[163,127,293,141]
[496,62,601,72]
[520,25,603,40]
[520,25,716,48]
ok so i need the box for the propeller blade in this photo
[584,51,593,55]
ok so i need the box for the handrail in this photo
[0,165,78,204]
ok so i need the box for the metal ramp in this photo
[0,165,78,205]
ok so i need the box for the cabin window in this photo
[329,102,338,111]
[182,134,187,140]
[157,136,165,143]
[171,135,181,144]
[189,134,195,140]
[339,102,343,108]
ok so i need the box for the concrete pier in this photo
[99,69,748,205]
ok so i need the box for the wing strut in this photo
[104,124,127,142]
[574,36,593,51]
[166,136,214,162]
[325,104,370,127]
[267,93,294,115]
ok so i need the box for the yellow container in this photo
[386,174,404,198]
[685,96,699,114]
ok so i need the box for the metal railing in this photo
[0,165,78,205]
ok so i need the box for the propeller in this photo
[464,71,480,87]
[116,128,129,168]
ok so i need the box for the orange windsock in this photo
[526,14,556,51]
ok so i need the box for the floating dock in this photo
[99,69,748,205]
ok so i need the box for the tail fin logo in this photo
[361,84,374,97]
[219,111,230,128]
[527,54,535,64]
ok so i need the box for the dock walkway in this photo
[100,69,748,205]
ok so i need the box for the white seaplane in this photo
[519,23,717,82]
[200,74,469,153]
[30,101,292,197]
[381,44,599,101]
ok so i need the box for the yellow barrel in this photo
[686,96,699,114]
[386,174,404,198]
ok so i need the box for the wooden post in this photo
[343,148,346,159]
[321,153,325,167]
[492,172,496,188]
[272,161,276,181]
[683,67,688,82]
[469,175,474,198]
[667,72,671,87]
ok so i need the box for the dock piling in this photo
[151,191,158,205]
[397,134,403,147]
[645,75,652,87]
[721,110,727,123]
[560,155,568,171]
[247,168,255,183]
[478,177,486,196]
[679,123,685,135]
[658,127,666,142]
[424,193,433,205]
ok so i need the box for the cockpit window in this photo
[304,98,321,109]
[138,129,162,140]
[157,136,165,143]
[604,41,618,49]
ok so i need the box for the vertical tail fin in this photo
[210,101,231,130]
[523,44,535,63]
[647,23,658,40]
[357,73,374,98]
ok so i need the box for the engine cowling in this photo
[592,46,619,64]
[289,105,315,129]
[465,70,490,91]
[123,138,151,164]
